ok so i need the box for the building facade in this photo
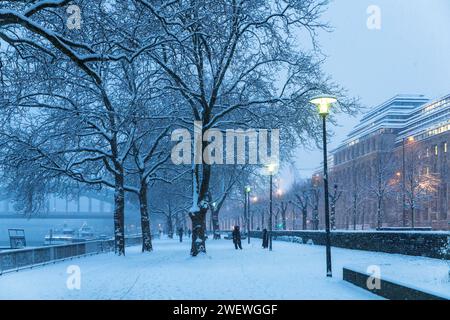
[324,94,450,231]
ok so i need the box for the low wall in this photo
[249,230,449,259]
[0,235,142,274]
[343,267,448,300]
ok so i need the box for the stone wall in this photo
[343,267,448,300]
[249,230,449,259]
[0,235,142,274]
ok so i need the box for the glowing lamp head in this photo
[266,163,277,174]
[309,94,337,116]
[245,186,251,193]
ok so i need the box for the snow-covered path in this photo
[0,239,447,300]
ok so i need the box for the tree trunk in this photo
[292,210,295,230]
[211,209,221,239]
[190,207,207,256]
[139,180,152,252]
[313,207,319,230]
[377,196,382,229]
[330,203,336,230]
[302,208,307,230]
[114,172,125,256]
[167,214,173,238]
[361,209,365,230]
[261,211,265,229]
[189,142,211,255]
[281,210,287,230]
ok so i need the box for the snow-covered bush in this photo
[293,237,303,244]
[276,236,291,242]
[440,236,450,280]
[306,239,314,246]
[276,236,304,244]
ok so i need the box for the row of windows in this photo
[425,142,448,157]
[336,133,448,166]
[332,143,449,186]
[334,137,390,165]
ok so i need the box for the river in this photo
[0,218,117,247]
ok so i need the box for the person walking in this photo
[232,225,242,250]
[262,228,269,249]
[178,227,184,242]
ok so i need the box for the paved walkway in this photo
[0,238,445,299]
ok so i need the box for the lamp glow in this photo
[266,163,277,174]
[309,95,337,116]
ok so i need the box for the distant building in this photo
[316,94,450,230]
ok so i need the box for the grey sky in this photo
[286,0,450,185]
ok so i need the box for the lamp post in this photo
[245,186,252,244]
[251,196,258,230]
[310,94,337,278]
[402,137,407,227]
[267,163,277,251]
[211,202,217,237]
[402,136,415,228]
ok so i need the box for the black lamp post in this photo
[310,94,337,278]
[266,164,277,251]
[245,186,251,244]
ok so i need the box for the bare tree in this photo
[291,180,310,230]
[133,0,357,256]
[0,0,359,259]
[206,166,244,239]
[0,1,170,255]
[403,143,440,228]
[329,184,342,230]
[308,178,321,230]
[277,201,289,231]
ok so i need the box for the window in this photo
[434,145,438,156]
[445,142,448,153]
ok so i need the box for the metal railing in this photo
[0,235,142,275]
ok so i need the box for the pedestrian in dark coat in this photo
[178,227,184,242]
[232,226,242,250]
[262,228,269,249]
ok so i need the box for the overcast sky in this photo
[285,0,450,185]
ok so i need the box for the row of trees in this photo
[0,0,356,255]
[232,135,441,232]
[257,139,440,231]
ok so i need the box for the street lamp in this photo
[211,202,217,236]
[310,94,337,278]
[251,196,258,230]
[276,189,283,197]
[402,136,415,228]
[245,185,252,244]
[266,163,277,251]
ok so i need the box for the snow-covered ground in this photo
[0,239,448,300]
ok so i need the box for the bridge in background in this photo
[0,212,112,220]
[0,189,117,220]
